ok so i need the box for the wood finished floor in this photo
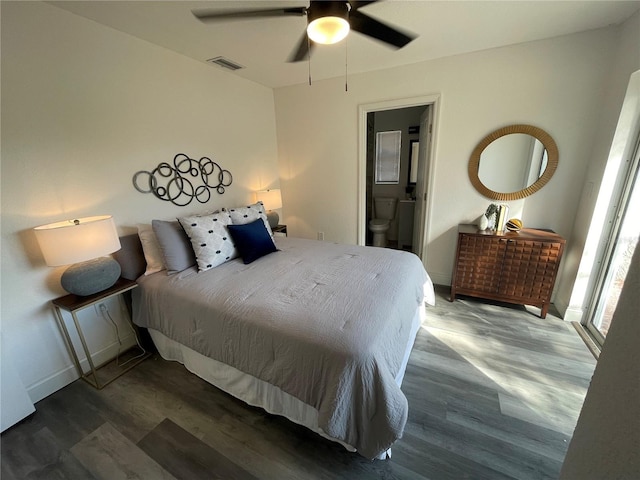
[1,286,597,480]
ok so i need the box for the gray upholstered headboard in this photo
[112,234,146,280]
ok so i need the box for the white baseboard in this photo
[27,334,136,403]
[428,272,450,287]
[552,297,568,319]
[563,306,585,324]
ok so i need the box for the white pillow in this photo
[137,224,166,275]
[177,211,238,272]
[225,201,274,238]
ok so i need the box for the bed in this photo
[117,215,434,460]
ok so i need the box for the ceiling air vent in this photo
[206,56,244,71]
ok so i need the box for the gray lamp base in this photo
[266,210,279,229]
[61,257,121,296]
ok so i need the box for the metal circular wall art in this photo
[133,153,233,206]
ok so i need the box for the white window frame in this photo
[375,130,401,184]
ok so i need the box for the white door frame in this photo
[357,94,441,266]
[412,106,433,259]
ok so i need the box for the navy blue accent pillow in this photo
[227,218,277,264]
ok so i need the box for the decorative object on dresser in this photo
[450,224,565,318]
[477,213,489,230]
[506,218,523,232]
[255,188,283,228]
[495,203,509,232]
[132,153,232,206]
[34,215,122,296]
[484,203,499,230]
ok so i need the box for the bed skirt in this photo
[147,301,426,460]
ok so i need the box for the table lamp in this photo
[256,189,282,228]
[34,215,122,296]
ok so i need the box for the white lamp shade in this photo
[256,189,283,211]
[307,17,350,44]
[34,215,121,266]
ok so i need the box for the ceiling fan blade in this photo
[287,32,315,63]
[348,10,416,48]
[193,7,306,23]
[348,1,379,11]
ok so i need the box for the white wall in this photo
[274,27,619,286]
[0,2,279,403]
[1,333,35,431]
[559,238,640,479]
[555,10,640,319]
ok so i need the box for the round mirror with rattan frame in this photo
[468,124,558,201]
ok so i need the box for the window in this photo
[375,130,401,184]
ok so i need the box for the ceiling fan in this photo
[192,1,417,63]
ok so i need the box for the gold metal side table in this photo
[52,277,151,389]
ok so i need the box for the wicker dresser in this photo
[450,224,565,318]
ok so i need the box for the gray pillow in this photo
[151,219,196,274]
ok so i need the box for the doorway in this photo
[365,106,427,251]
[357,95,439,263]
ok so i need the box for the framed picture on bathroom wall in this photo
[408,140,419,185]
[375,130,401,184]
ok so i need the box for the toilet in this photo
[368,197,398,247]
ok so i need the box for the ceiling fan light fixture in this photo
[306,1,350,45]
[307,16,350,44]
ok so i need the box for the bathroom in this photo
[365,105,428,252]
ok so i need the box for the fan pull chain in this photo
[308,35,312,86]
[345,35,349,92]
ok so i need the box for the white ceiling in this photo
[49,1,640,89]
